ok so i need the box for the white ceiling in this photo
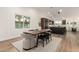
[33,7,79,18]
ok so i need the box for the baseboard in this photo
[0,36,21,42]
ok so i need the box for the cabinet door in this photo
[41,18,45,29]
[45,19,48,29]
[41,18,48,29]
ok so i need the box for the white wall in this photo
[0,7,49,41]
[66,18,79,31]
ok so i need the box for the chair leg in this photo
[51,35,52,40]
[36,38,39,47]
[42,39,44,47]
[45,38,48,44]
[48,38,50,42]
[47,37,49,43]
[49,35,52,41]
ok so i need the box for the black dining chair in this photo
[46,30,52,41]
[44,32,50,42]
[37,32,48,47]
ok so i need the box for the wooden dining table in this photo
[23,29,51,36]
[23,29,51,47]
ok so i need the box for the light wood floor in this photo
[57,32,79,52]
[1,32,79,52]
[0,37,22,52]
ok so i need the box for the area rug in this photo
[11,37,62,52]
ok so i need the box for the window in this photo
[23,16,30,28]
[15,15,30,29]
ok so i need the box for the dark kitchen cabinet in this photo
[41,18,49,29]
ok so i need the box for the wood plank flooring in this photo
[57,32,79,52]
[1,32,79,52]
[0,37,22,52]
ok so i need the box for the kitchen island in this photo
[50,26,66,35]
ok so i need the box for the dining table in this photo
[24,29,50,35]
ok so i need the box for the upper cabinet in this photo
[62,20,66,25]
